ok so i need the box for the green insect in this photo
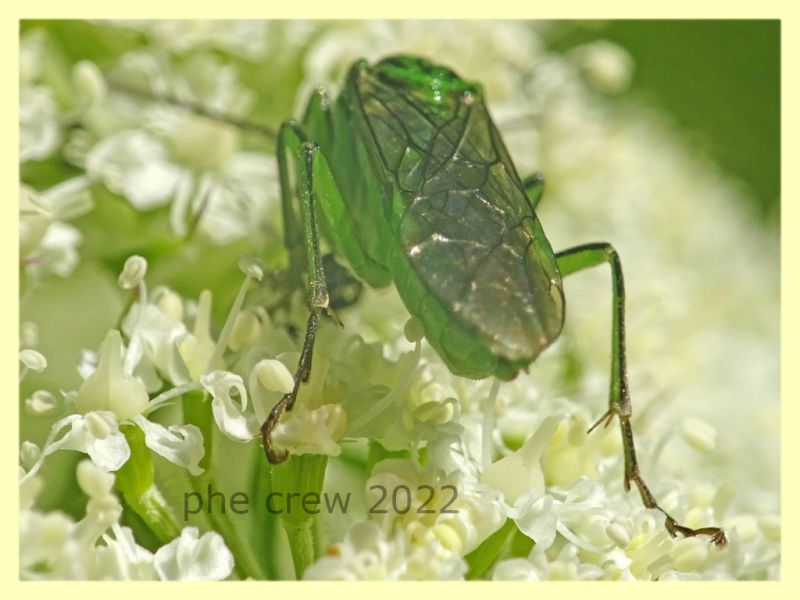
[255,55,727,546]
[139,55,726,547]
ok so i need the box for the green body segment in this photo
[302,55,565,380]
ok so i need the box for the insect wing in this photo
[357,68,564,365]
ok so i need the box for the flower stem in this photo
[116,424,180,543]
[182,389,267,580]
[204,273,252,374]
[270,454,328,579]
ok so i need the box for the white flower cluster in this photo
[20,460,233,580]
[19,20,778,581]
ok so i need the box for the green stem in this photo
[283,519,316,577]
[126,487,181,542]
[115,424,180,544]
[270,454,328,579]
[249,449,294,580]
[182,389,266,580]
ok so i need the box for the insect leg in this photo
[555,243,727,547]
[522,172,545,211]
[261,120,330,465]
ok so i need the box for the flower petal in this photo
[95,524,157,580]
[133,415,204,476]
[272,403,347,457]
[507,490,558,551]
[201,370,259,441]
[86,130,181,210]
[153,527,233,580]
[481,415,559,505]
[58,412,132,472]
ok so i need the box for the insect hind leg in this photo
[556,242,727,548]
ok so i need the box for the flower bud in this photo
[25,389,58,416]
[681,417,717,454]
[668,537,709,572]
[255,359,294,394]
[20,349,47,372]
[75,330,149,419]
[76,458,115,498]
[20,441,41,471]
[118,255,148,289]
[73,60,107,102]
[239,255,264,281]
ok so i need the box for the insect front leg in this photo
[261,121,330,465]
[555,243,727,548]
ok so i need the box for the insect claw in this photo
[663,515,728,548]
[712,529,729,548]
[261,397,292,464]
[587,409,615,434]
[326,306,344,328]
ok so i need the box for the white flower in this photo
[367,447,506,558]
[132,416,204,476]
[23,329,206,480]
[118,255,148,289]
[120,287,223,387]
[28,222,83,278]
[482,415,559,504]
[22,411,130,480]
[507,491,558,550]
[20,510,88,579]
[73,59,107,103]
[20,459,125,580]
[20,458,222,581]
[271,403,347,457]
[492,558,540,581]
[175,291,220,381]
[112,20,271,60]
[201,370,260,441]
[20,177,92,279]
[94,525,157,580]
[83,51,276,243]
[569,40,634,94]
[305,520,465,580]
[75,330,149,419]
[19,28,62,165]
[120,288,191,387]
[153,527,234,580]
[20,85,60,162]
[86,129,183,210]
[19,185,53,256]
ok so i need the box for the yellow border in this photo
[5,1,795,598]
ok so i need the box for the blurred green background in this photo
[21,20,780,224]
[546,20,780,224]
